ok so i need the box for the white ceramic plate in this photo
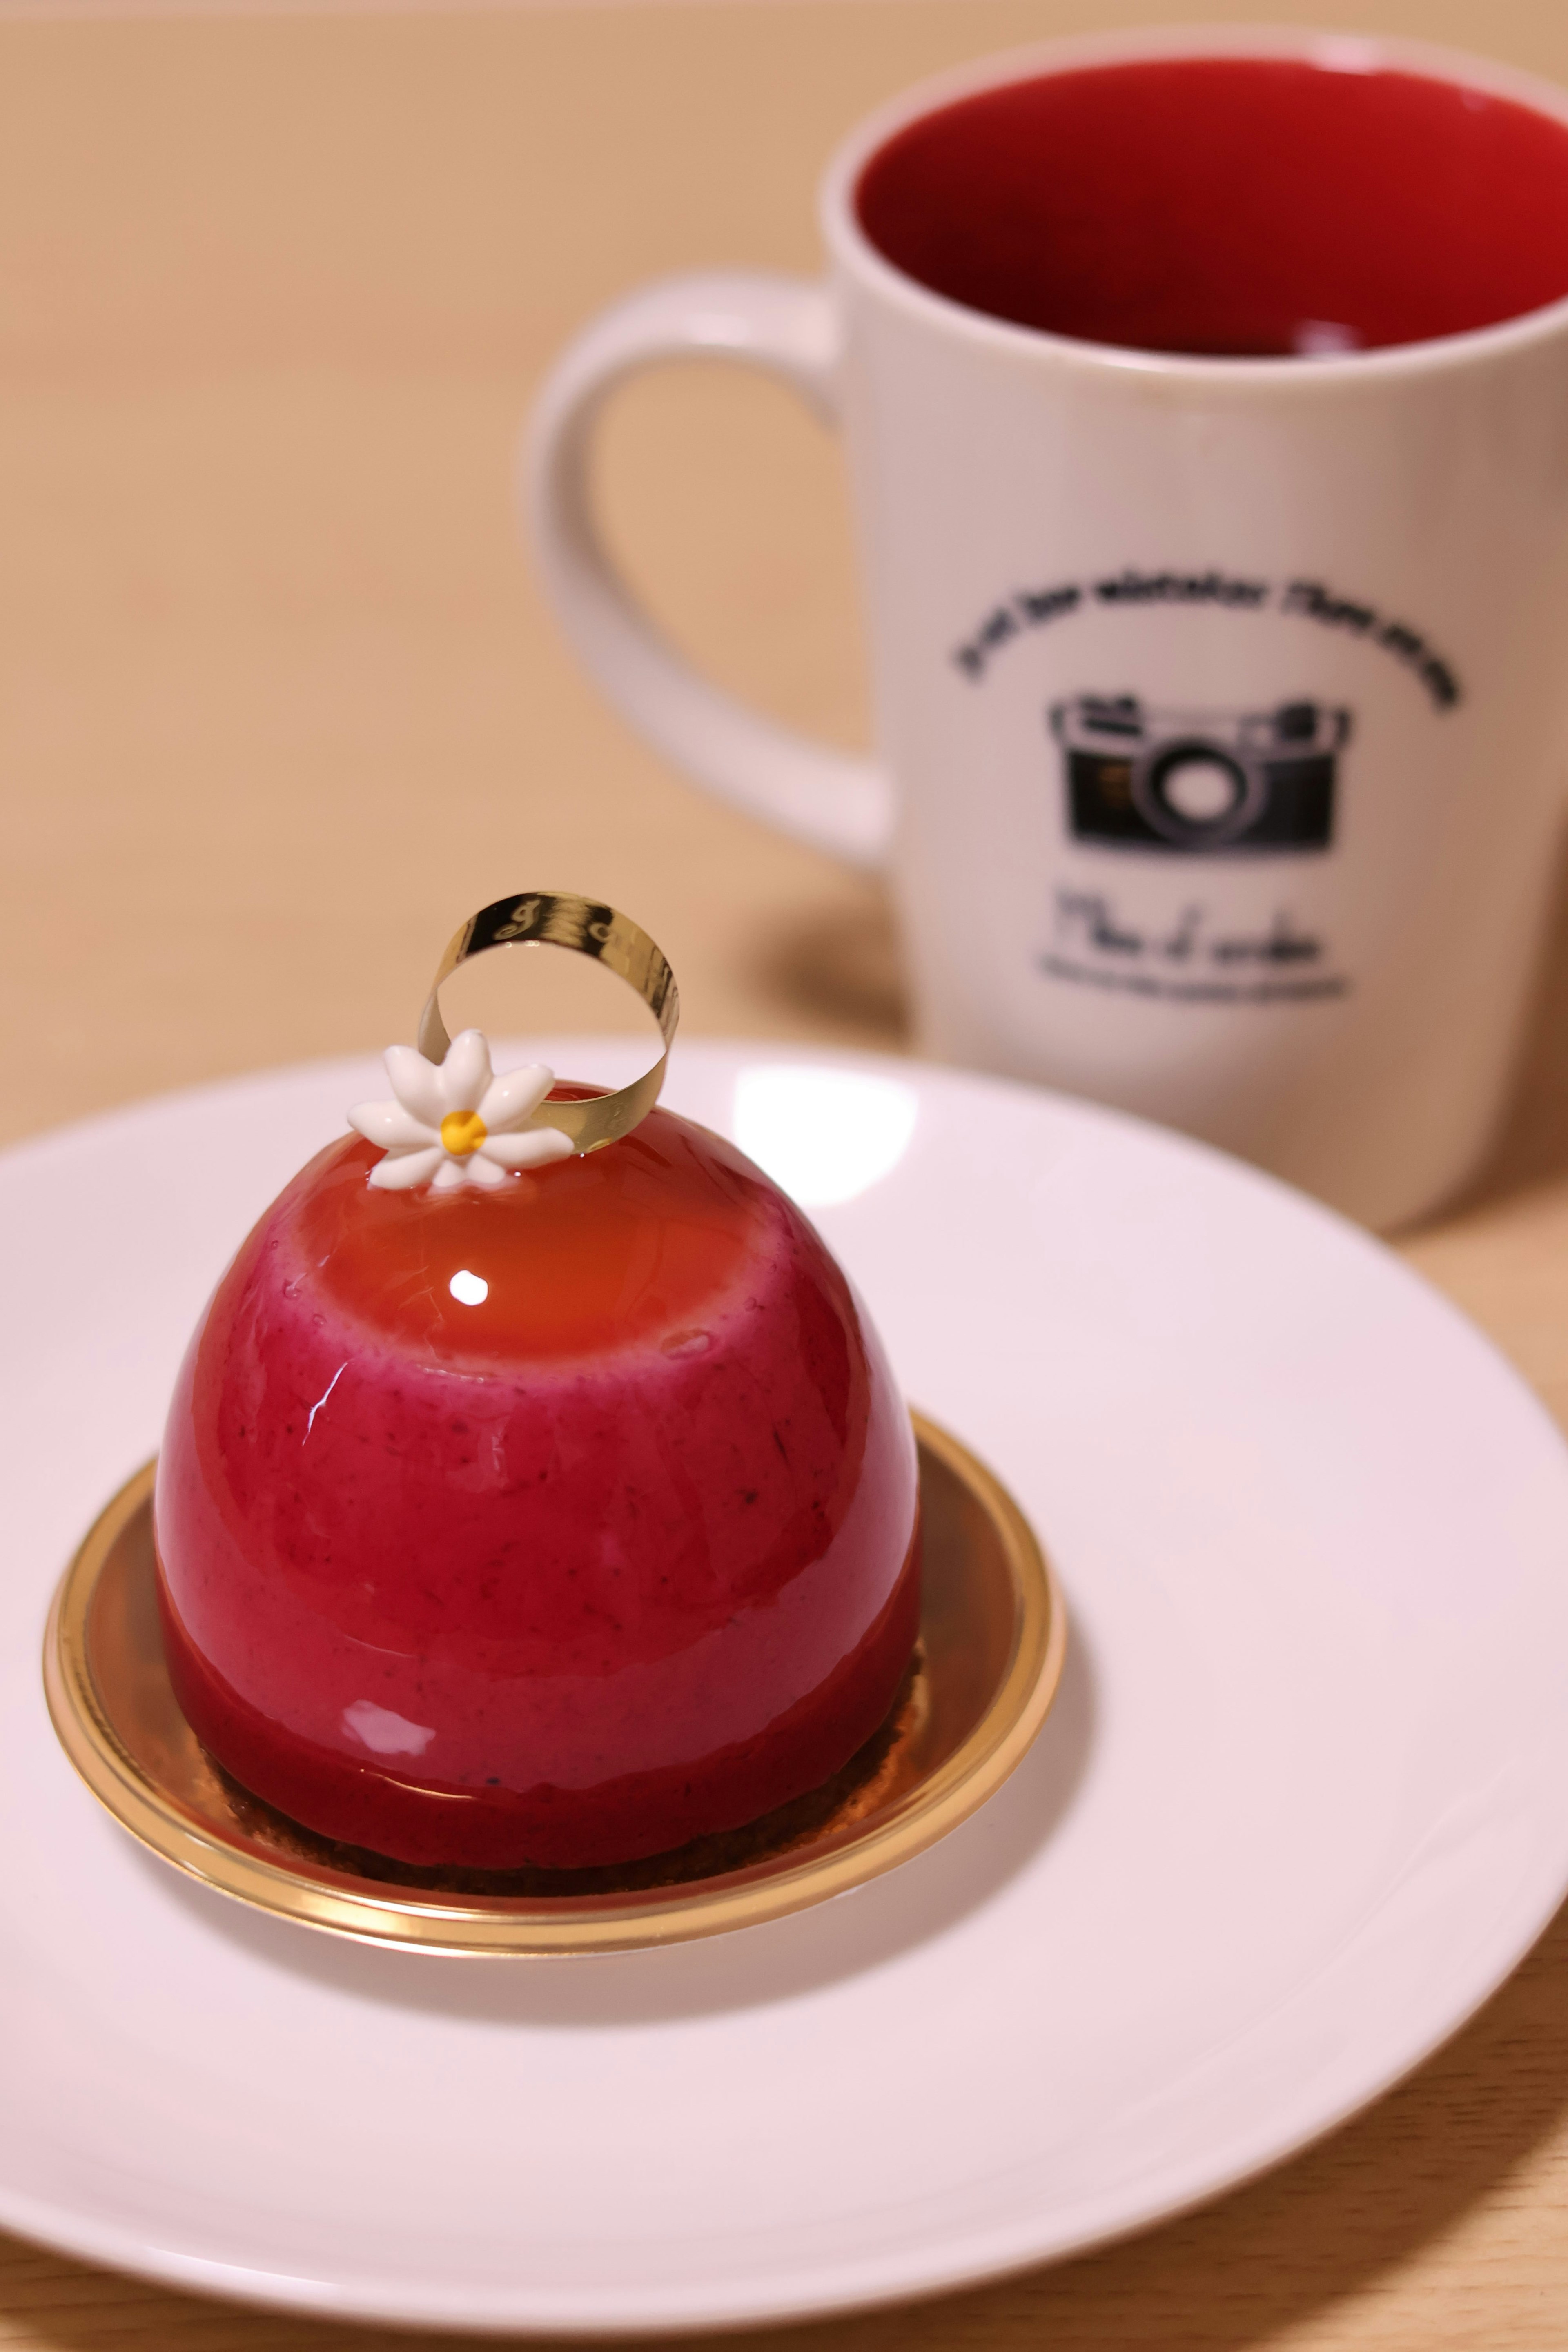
[4,1042,1568,2335]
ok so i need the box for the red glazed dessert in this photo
[153,1060,920,1870]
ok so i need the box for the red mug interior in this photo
[855,55,1568,357]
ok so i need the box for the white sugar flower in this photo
[348,1030,574,1192]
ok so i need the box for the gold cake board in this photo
[44,1414,1065,1957]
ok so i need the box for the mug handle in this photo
[525,272,894,873]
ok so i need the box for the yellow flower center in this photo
[440,1109,488,1158]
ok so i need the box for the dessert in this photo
[153,897,920,1870]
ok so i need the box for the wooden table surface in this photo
[7,0,1568,2343]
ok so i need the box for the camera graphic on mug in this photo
[1050,695,1352,854]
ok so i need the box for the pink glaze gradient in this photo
[154,1103,920,1868]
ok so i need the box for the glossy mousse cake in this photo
[153,1030,920,1870]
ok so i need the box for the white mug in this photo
[528,27,1568,1229]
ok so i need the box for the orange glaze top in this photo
[301,1086,764,1367]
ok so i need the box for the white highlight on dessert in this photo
[449,1268,489,1306]
[349,1030,574,1192]
[341,1700,437,1758]
[304,1361,347,1440]
[733,1065,919,1208]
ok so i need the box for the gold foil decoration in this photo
[416,893,679,1154]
